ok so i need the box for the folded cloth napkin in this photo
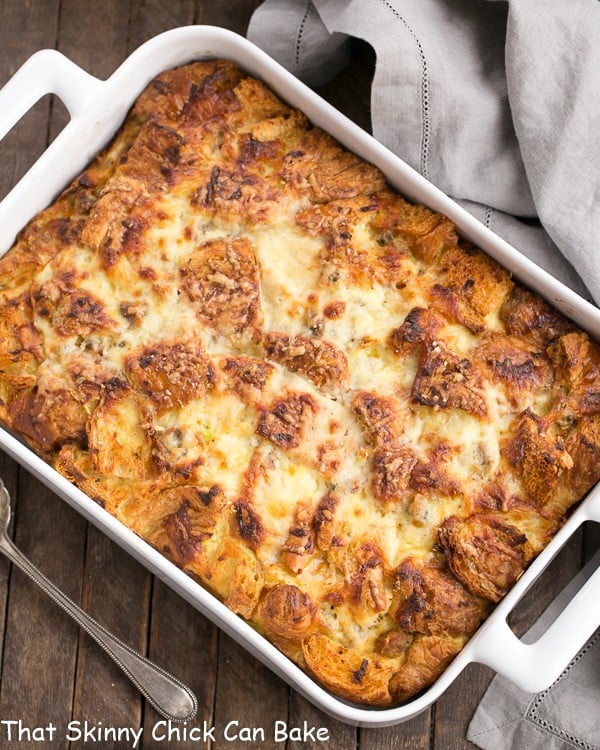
[247,0,600,304]
[247,2,600,747]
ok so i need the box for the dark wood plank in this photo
[52,0,133,142]
[0,454,19,675]
[583,519,600,564]
[142,580,219,749]
[0,474,87,749]
[56,0,131,79]
[286,691,357,750]
[70,527,152,750]
[129,0,195,49]
[431,666,494,750]
[360,709,431,750]
[212,633,289,750]
[195,0,262,36]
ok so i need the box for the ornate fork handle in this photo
[0,530,198,722]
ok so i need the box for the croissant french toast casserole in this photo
[1,59,599,707]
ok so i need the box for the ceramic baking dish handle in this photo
[474,492,600,692]
[0,50,103,251]
[0,49,100,140]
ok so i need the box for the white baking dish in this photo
[0,26,599,728]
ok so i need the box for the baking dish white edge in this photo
[0,26,599,728]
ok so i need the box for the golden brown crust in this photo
[388,306,441,355]
[388,634,463,703]
[504,409,572,507]
[87,380,156,480]
[264,332,348,390]
[158,485,223,565]
[8,384,87,452]
[302,634,396,707]
[392,559,487,636]
[431,243,514,333]
[412,340,488,417]
[564,416,600,496]
[220,356,274,403]
[256,584,315,642]
[0,59,598,709]
[549,332,600,416]
[280,129,386,203]
[474,334,551,407]
[125,340,215,412]
[180,236,263,341]
[438,514,535,602]
[501,286,577,346]
[256,393,317,449]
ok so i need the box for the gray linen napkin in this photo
[247,2,600,746]
[248,0,600,304]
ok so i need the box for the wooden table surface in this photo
[0,2,597,748]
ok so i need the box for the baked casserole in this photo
[1,59,599,707]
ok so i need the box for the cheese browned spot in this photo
[502,286,577,347]
[389,634,463,703]
[412,340,488,417]
[431,244,513,333]
[221,355,274,403]
[126,340,215,411]
[438,513,534,602]
[53,290,116,337]
[233,499,265,549]
[256,393,317,449]
[256,584,315,641]
[264,332,348,390]
[392,559,486,637]
[504,409,571,506]
[180,236,263,340]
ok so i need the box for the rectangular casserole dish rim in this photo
[0,25,599,728]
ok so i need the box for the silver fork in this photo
[0,477,198,722]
